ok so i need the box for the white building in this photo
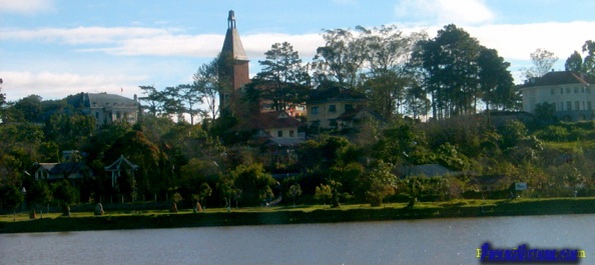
[522,71,595,121]
[82,93,140,127]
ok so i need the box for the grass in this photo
[1,197,594,233]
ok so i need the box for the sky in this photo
[1,0,595,102]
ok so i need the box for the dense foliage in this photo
[1,24,594,214]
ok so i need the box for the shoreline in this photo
[1,197,594,234]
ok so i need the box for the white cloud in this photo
[394,0,495,25]
[3,20,593,101]
[1,27,174,45]
[0,0,54,14]
[463,21,595,63]
[0,71,147,101]
[1,26,324,59]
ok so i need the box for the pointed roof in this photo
[221,10,249,61]
[104,155,139,172]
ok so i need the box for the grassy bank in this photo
[1,197,594,233]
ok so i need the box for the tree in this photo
[162,86,186,121]
[256,42,310,111]
[314,184,332,205]
[582,40,595,77]
[218,172,240,211]
[287,184,302,207]
[28,180,52,217]
[1,185,24,221]
[360,161,397,206]
[52,180,78,217]
[523,48,558,80]
[565,51,583,72]
[0,78,5,108]
[194,57,224,119]
[312,28,367,88]
[231,163,276,206]
[359,25,424,119]
[477,48,516,111]
[404,85,430,119]
[197,182,212,210]
[13,95,43,122]
[565,40,595,77]
[176,84,202,125]
[170,192,182,213]
[139,85,166,117]
[104,131,163,199]
[411,24,484,118]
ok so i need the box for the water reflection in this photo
[1,214,593,265]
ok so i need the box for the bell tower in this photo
[220,10,250,115]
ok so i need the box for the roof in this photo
[105,155,140,171]
[84,93,139,108]
[221,11,248,61]
[238,110,302,130]
[336,107,387,123]
[524,71,595,87]
[396,164,457,178]
[36,163,57,172]
[307,86,367,103]
[48,162,88,179]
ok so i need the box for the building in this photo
[306,85,368,129]
[522,71,595,121]
[219,10,251,115]
[30,150,94,183]
[237,110,305,145]
[31,162,93,183]
[81,93,140,127]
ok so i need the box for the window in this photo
[560,102,563,111]
[587,87,592,94]
[575,101,580,110]
[560,88,564,94]
[550,88,555,95]
[289,130,295,137]
[567,101,572,110]
[277,131,283,137]
[345,104,353,112]
[95,112,99,118]
[574,87,579,93]
[582,87,586,93]
[566,87,571,93]
[588,101,592,110]
[328,105,336,113]
[311,106,319,115]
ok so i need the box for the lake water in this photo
[1,214,594,265]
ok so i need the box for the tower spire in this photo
[228,10,236,29]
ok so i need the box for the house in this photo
[306,85,368,130]
[521,71,595,121]
[238,110,305,146]
[31,162,93,182]
[335,107,387,131]
[81,93,140,127]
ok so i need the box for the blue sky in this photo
[1,0,595,102]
